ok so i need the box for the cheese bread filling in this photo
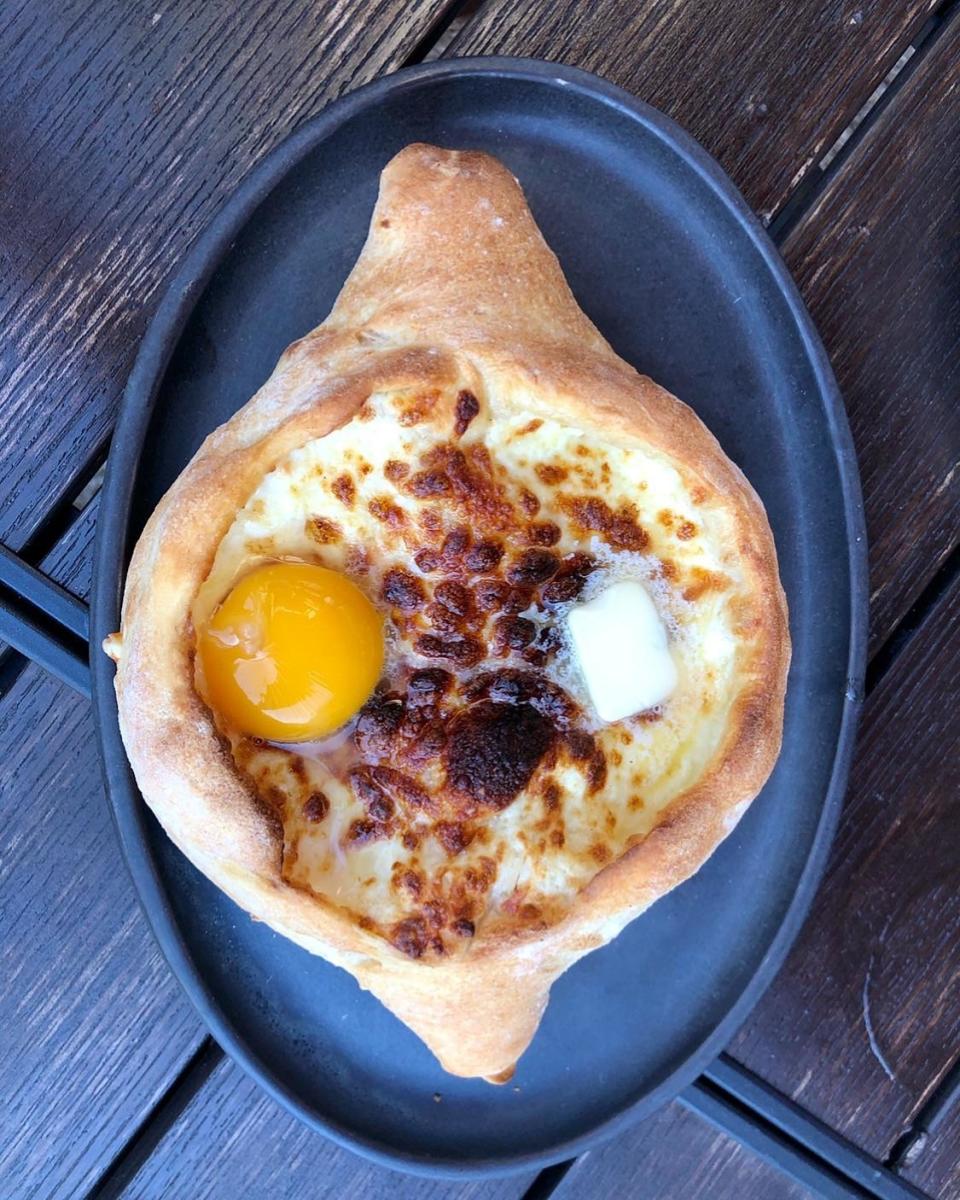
[193,382,744,958]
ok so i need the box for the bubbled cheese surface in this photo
[192,382,745,958]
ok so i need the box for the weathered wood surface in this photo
[904,1098,960,1198]
[551,1102,813,1199]
[731,571,960,1160]
[115,1056,536,1199]
[777,17,960,655]
[0,665,205,1199]
[451,0,935,221]
[719,23,960,1170]
[0,0,453,551]
[39,497,99,601]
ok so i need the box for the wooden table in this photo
[1,2,957,1197]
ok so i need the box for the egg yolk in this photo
[197,561,384,742]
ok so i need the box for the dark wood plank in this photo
[729,568,960,1164]
[0,0,452,551]
[904,1101,960,1198]
[553,1102,812,1200]
[451,0,935,221]
[778,17,960,655]
[727,25,960,1164]
[0,664,205,1198]
[37,495,100,601]
[118,1055,535,1199]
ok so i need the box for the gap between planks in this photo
[86,1039,224,1200]
[768,0,960,245]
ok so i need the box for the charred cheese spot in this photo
[381,567,425,611]
[440,525,470,563]
[414,548,440,573]
[528,521,561,546]
[561,495,649,551]
[444,701,555,813]
[515,418,543,436]
[493,615,536,654]
[536,463,567,485]
[384,459,409,483]
[397,389,439,427]
[332,474,356,506]
[464,539,504,572]
[416,632,484,667]
[434,579,472,616]
[345,545,371,575]
[419,508,442,536]
[454,389,480,438]
[306,515,341,544]
[506,549,559,585]
[390,917,441,958]
[368,496,406,527]
[683,567,730,602]
[408,469,450,498]
[395,866,423,898]
[434,821,474,855]
[303,792,329,822]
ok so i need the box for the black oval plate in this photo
[92,58,867,1177]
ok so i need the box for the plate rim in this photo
[91,55,868,1178]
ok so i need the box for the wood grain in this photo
[450,0,935,222]
[118,1055,536,1199]
[729,29,960,1162]
[904,1099,960,1197]
[780,17,960,655]
[552,1102,812,1200]
[0,0,451,552]
[730,569,960,1163]
[0,664,205,1199]
[37,496,100,601]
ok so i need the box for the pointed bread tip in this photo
[329,143,607,356]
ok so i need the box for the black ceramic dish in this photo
[92,58,867,1176]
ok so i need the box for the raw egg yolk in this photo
[197,562,384,741]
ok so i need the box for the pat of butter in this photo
[567,580,677,723]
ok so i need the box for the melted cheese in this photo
[192,383,744,956]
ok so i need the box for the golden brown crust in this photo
[108,144,790,1081]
